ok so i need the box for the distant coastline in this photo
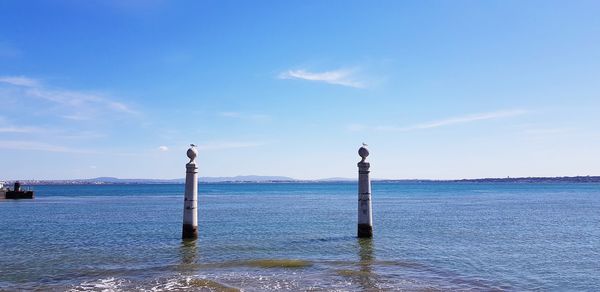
[4,175,600,185]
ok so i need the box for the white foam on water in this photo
[68,277,127,291]
[147,278,181,291]
[140,274,239,291]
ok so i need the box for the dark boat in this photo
[5,181,34,199]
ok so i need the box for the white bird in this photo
[362,142,368,147]
[190,144,197,147]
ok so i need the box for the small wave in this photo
[66,275,240,292]
[147,276,239,291]
[68,277,127,291]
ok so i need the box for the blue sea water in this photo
[0,182,599,291]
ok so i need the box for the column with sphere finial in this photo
[357,144,373,238]
[182,145,199,239]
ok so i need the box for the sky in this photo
[1,0,600,180]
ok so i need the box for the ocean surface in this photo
[0,182,599,291]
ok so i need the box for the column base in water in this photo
[182,224,198,239]
[357,224,373,238]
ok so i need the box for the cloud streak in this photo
[0,75,137,116]
[402,109,529,131]
[0,140,94,153]
[0,76,39,87]
[349,109,529,132]
[0,126,42,133]
[25,87,137,115]
[278,68,365,88]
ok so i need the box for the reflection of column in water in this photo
[178,240,199,270]
[357,238,376,290]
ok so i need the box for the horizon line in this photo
[3,174,600,183]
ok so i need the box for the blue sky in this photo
[1,0,600,180]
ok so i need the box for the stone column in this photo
[357,145,373,238]
[182,145,199,239]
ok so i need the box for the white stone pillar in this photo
[357,145,373,238]
[182,145,199,239]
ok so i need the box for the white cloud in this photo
[0,116,106,139]
[25,87,137,115]
[0,116,45,133]
[0,140,93,153]
[405,109,529,130]
[349,109,529,132]
[108,101,136,114]
[0,126,42,133]
[0,75,137,115]
[0,76,39,87]
[158,146,169,152]
[278,68,365,88]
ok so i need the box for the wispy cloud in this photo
[25,87,137,115]
[0,76,39,87]
[402,109,529,131]
[278,68,365,88]
[0,140,94,153]
[0,126,42,133]
[158,145,169,152]
[0,75,138,116]
[0,115,106,139]
[196,141,266,151]
[349,109,529,132]
[0,77,137,155]
[0,116,46,133]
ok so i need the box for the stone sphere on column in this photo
[187,145,198,163]
[358,146,369,160]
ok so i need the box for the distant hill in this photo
[314,177,355,182]
[5,175,600,185]
[87,175,296,184]
[7,175,297,185]
[451,176,600,183]
[377,176,600,183]
[89,177,180,183]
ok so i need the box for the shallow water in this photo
[1,182,599,291]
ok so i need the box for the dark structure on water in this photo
[5,182,34,199]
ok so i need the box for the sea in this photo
[0,182,599,291]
